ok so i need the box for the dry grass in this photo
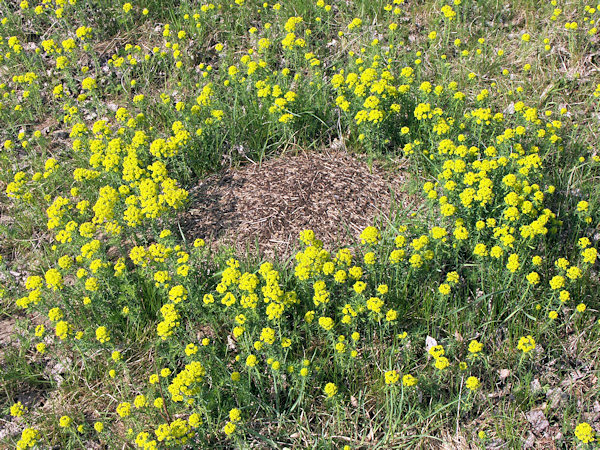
[181,149,419,261]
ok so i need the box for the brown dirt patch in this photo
[0,316,16,350]
[180,150,417,261]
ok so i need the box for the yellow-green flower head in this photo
[55,320,71,340]
[466,376,480,391]
[428,344,445,359]
[549,275,565,290]
[434,356,450,370]
[384,370,399,385]
[402,374,417,387]
[506,253,520,273]
[575,422,595,443]
[188,413,202,428]
[324,382,338,397]
[223,421,236,436]
[229,408,241,422]
[45,268,63,291]
[438,283,451,295]
[10,401,26,417]
[48,307,63,322]
[517,335,536,353]
[59,415,72,428]
[360,226,381,245]
[116,402,131,417]
[95,326,110,343]
[468,340,483,354]
[245,354,257,367]
[526,272,540,285]
[299,229,315,245]
[318,316,334,331]
[16,427,40,449]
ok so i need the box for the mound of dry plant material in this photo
[180,150,417,260]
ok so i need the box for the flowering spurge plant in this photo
[2,0,600,447]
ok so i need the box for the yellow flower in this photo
[517,335,536,353]
[468,340,483,354]
[48,307,63,322]
[45,268,63,291]
[402,374,417,386]
[364,252,376,265]
[185,343,198,356]
[318,316,334,331]
[116,402,131,418]
[465,376,480,390]
[223,421,236,435]
[360,226,380,245]
[55,320,71,340]
[81,77,96,90]
[59,416,72,427]
[189,413,202,428]
[95,326,110,343]
[428,345,445,359]
[377,284,389,295]
[229,408,241,422]
[549,275,565,290]
[10,402,26,417]
[576,201,589,212]
[438,283,451,295]
[506,253,520,272]
[526,272,540,285]
[245,354,257,367]
[434,356,450,370]
[566,266,582,280]
[134,395,147,408]
[446,272,459,284]
[324,382,338,397]
[384,370,399,385]
[16,428,39,449]
[575,422,595,443]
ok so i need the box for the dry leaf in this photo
[425,335,438,353]
[526,409,549,435]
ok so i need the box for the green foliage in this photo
[1,0,600,448]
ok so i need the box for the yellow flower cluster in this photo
[168,361,206,402]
